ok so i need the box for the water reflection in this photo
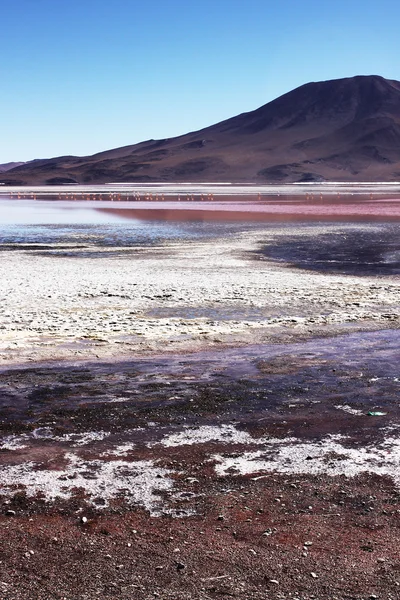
[0,199,136,225]
[1,197,400,274]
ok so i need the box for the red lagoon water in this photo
[96,195,400,223]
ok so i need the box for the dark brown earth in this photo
[3,75,400,185]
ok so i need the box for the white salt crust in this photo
[153,424,258,447]
[213,434,400,485]
[0,222,398,364]
[0,429,110,451]
[2,426,400,512]
[0,453,173,514]
[335,405,364,416]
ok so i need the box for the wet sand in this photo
[1,191,400,599]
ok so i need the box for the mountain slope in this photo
[3,75,400,185]
[0,162,26,173]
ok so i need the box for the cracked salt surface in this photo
[213,434,400,486]
[0,453,173,514]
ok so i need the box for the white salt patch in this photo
[155,424,257,447]
[108,397,129,403]
[1,430,110,451]
[335,405,364,416]
[0,435,29,451]
[32,427,55,439]
[0,453,173,514]
[101,443,136,457]
[63,431,110,446]
[213,434,400,487]
[32,428,109,446]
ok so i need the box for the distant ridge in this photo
[0,161,26,173]
[3,75,400,185]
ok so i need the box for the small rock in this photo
[310,572,318,579]
[263,528,274,536]
[270,579,279,584]
[175,562,186,571]
[304,541,313,546]
[80,516,88,524]
[5,510,16,516]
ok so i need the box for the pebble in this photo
[263,528,274,536]
[310,572,318,578]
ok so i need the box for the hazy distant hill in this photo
[0,162,25,173]
[3,75,400,185]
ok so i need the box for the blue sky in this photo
[1,0,400,162]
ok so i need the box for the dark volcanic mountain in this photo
[3,75,400,185]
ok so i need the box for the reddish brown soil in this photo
[1,472,400,600]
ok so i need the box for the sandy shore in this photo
[1,209,400,599]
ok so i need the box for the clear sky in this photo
[1,0,400,163]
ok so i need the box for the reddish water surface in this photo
[96,194,400,223]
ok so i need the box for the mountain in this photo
[0,162,25,173]
[3,75,400,185]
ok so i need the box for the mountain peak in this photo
[2,75,400,185]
